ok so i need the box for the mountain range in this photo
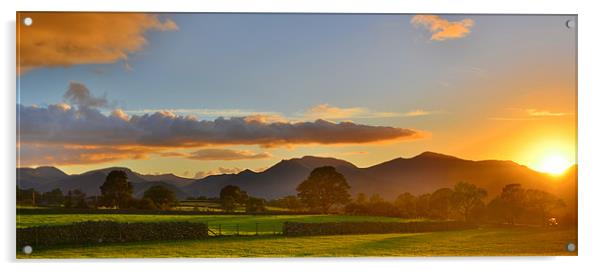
[17,152,577,205]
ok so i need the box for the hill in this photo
[17,152,577,202]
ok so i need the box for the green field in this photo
[17,212,577,258]
[17,227,576,258]
[17,213,426,234]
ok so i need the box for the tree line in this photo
[271,166,568,226]
[17,166,569,225]
[17,170,177,210]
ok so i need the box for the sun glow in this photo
[534,155,572,175]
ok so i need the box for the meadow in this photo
[17,226,577,258]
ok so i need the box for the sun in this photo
[534,155,572,175]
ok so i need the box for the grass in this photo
[17,227,577,258]
[17,213,426,234]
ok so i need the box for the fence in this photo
[206,222,283,236]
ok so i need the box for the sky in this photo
[16,13,577,178]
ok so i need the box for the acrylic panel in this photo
[16,12,577,258]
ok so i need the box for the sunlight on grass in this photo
[17,227,577,258]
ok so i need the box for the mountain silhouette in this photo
[17,166,69,189]
[17,152,577,202]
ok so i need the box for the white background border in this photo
[2,0,600,270]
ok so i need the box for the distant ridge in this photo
[17,152,576,203]
[412,151,465,160]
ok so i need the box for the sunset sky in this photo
[17,13,577,178]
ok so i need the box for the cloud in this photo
[159,149,271,161]
[17,13,178,73]
[124,108,284,120]
[411,15,474,41]
[305,104,368,119]
[526,109,568,117]
[19,86,420,148]
[63,81,110,108]
[19,104,418,147]
[188,149,271,161]
[490,108,571,121]
[403,109,436,117]
[303,104,399,120]
[303,104,438,120]
[489,117,538,121]
[18,144,151,166]
[194,167,243,179]
[18,84,423,165]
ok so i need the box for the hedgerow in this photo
[282,221,476,236]
[17,221,208,248]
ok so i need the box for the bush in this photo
[17,221,208,248]
[143,185,176,210]
[246,197,267,213]
[135,198,158,210]
[282,221,475,236]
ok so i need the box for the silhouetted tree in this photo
[451,182,487,221]
[64,190,73,208]
[486,196,506,223]
[41,188,64,206]
[368,193,385,205]
[429,188,453,219]
[65,189,88,209]
[17,187,40,206]
[271,195,303,210]
[355,193,367,205]
[369,200,398,217]
[143,185,176,210]
[345,193,399,217]
[219,185,248,212]
[500,184,526,224]
[416,193,431,218]
[344,202,370,215]
[524,189,566,225]
[99,170,133,208]
[221,196,236,212]
[394,192,417,218]
[136,198,158,210]
[245,197,267,213]
[296,166,351,213]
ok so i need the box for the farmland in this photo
[17,226,577,258]
[17,212,426,234]
[16,211,577,258]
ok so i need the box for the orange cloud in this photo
[243,114,287,123]
[159,149,272,161]
[305,104,367,119]
[18,144,153,166]
[411,15,474,41]
[526,109,568,117]
[490,108,571,121]
[194,167,243,179]
[188,149,271,161]
[303,104,399,120]
[403,109,437,117]
[19,102,420,148]
[19,84,426,165]
[17,12,178,73]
